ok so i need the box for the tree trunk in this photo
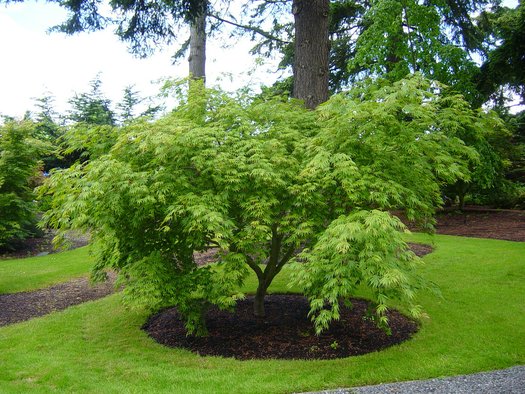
[254,280,269,317]
[189,8,207,80]
[187,4,207,120]
[292,0,330,109]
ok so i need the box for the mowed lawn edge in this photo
[0,233,523,393]
[0,247,93,294]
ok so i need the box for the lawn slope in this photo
[0,247,93,294]
[0,234,523,393]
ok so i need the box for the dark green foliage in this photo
[508,110,525,184]
[61,76,119,165]
[54,0,210,57]
[42,76,496,334]
[67,76,115,126]
[460,108,525,208]
[0,121,48,248]
[441,97,510,208]
[347,0,490,103]
[477,3,525,106]
[30,95,66,172]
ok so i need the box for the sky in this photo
[0,1,519,118]
[0,2,283,118]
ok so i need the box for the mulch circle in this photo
[143,294,419,360]
[1,207,523,360]
[143,242,431,360]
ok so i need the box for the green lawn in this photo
[0,234,524,393]
[0,247,92,294]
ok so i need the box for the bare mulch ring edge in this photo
[143,294,419,361]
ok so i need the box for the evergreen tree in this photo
[477,3,525,107]
[61,76,119,165]
[117,85,162,124]
[67,76,116,126]
[0,121,49,248]
[31,94,65,171]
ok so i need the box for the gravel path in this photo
[302,365,525,394]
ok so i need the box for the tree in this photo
[60,76,119,165]
[32,94,62,141]
[42,75,492,334]
[117,85,162,124]
[441,104,510,208]
[240,0,496,102]
[27,94,66,171]
[0,121,48,248]
[67,76,116,126]
[342,0,493,103]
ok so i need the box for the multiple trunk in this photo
[251,225,296,317]
[188,0,330,108]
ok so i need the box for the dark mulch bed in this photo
[0,229,90,260]
[0,273,116,327]
[143,294,418,360]
[408,242,433,257]
[434,208,525,242]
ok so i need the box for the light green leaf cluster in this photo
[41,75,497,334]
[311,76,476,224]
[291,210,424,334]
[60,124,119,161]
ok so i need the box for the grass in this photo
[0,234,524,393]
[0,247,93,294]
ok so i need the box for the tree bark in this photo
[292,0,330,109]
[189,8,207,81]
[254,281,269,317]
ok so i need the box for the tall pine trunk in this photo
[187,3,207,120]
[188,4,207,80]
[292,0,330,109]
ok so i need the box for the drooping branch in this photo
[208,13,291,44]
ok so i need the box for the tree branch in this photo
[277,243,296,269]
[244,253,264,280]
[208,14,291,44]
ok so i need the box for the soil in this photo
[143,295,418,360]
[0,207,523,360]
[0,273,116,327]
[433,207,525,242]
[0,229,90,260]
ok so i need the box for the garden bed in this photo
[0,207,523,360]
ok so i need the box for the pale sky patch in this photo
[0,2,282,118]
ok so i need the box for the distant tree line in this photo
[0,76,160,249]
